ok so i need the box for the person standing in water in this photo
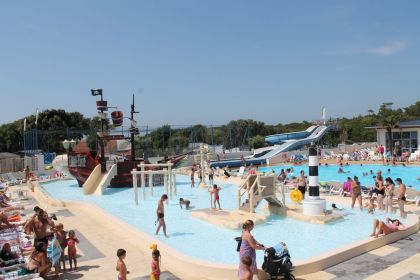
[351,176,363,210]
[155,194,168,237]
[190,168,195,188]
[208,167,214,186]
[208,184,221,210]
[296,170,307,199]
[396,178,407,218]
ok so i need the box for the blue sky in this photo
[0,1,419,127]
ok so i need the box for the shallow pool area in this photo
[40,173,409,265]
[260,164,420,190]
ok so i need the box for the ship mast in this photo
[91,88,107,173]
[129,94,139,161]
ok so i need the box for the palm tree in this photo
[377,102,402,157]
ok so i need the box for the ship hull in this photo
[68,151,185,188]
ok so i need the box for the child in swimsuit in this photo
[54,223,67,272]
[151,248,161,280]
[116,248,129,280]
[209,184,221,210]
[66,230,79,271]
[240,255,253,280]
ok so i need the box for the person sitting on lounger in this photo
[370,218,406,238]
[179,198,190,209]
[0,212,14,229]
[0,242,19,264]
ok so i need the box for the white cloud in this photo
[326,40,407,56]
[367,40,407,55]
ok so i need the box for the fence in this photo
[0,157,38,174]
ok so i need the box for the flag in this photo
[91,89,102,96]
[23,118,26,131]
[35,109,39,126]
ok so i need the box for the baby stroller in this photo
[262,242,295,280]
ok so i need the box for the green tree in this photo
[249,135,266,149]
[377,102,403,155]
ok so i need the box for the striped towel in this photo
[47,237,62,265]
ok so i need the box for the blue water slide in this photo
[265,125,319,145]
[210,126,331,168]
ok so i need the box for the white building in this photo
[369,120,419,154]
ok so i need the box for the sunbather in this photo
[370,218,406,238]
[0,242,19,263]
[0,212,15,229]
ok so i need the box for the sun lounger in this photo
[2,174,20,186]
[405,188,420,205]
[236,166,247,178]
[319,181,331,193]
[327,181,342,195]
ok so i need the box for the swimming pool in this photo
[259,164,420,190]
[40,173,409,265]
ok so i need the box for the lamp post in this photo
[62,139,76,152]
[62,139,76,169]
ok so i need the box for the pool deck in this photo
[21,174,420,280]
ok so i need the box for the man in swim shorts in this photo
[296,170,307,198]
[155,194,168,237]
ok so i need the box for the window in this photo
[402,132,410,139]
[389,130,418,153]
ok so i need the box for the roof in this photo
[366,119,420,129]
[399,120,420,127]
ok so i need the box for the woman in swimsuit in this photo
[116,248,129,280]
[371,218,406,238]
[351,176,363,210]
[26,242,51,278]
[238,220,265,278]
[384,177,395,213]
[375,175,385,210]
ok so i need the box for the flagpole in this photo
[23,119,27,156]
[35,109,39,153]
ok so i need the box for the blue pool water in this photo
[40,168,414,264]
[259,164,420,190]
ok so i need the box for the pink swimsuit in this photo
[388,223,398,231]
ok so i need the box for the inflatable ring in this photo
[290,189,303,203]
